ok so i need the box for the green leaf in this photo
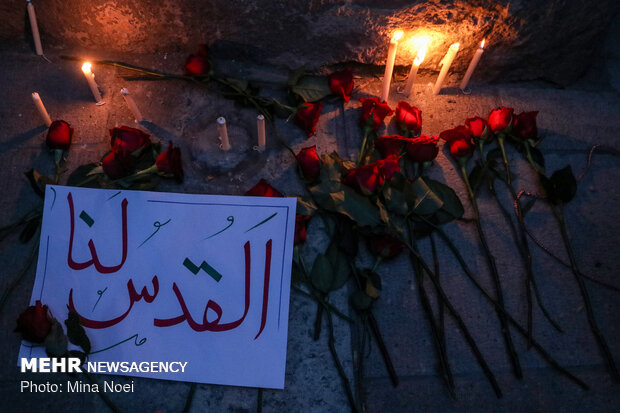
[68,350,87,367]
[540,166,577,204]
[311,254,334,294]
[350,290,373,311]
[468,164,486,193]
[86,165,104,176]
[383,186,409,216]
[291,75,332,102]
[296,197,318,216]
[67,163,102,188]
[325,242,351,291]
[287,67,306,87]
[410,178,443,216]
[331,187,382,228]
[425,179,465,223]
[44,318,68,358]
[65,311,91,354]
[25,169,55,198]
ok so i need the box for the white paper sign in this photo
[18,185,297,389]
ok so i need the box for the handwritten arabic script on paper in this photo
[18,185,297,389]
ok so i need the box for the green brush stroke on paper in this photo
[138,219,171,248]
[205,216,235,239]
[92,287,108,312]
[79,211,95,227]
[89,334,147,355]
[245,212,277,233]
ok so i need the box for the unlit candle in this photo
[121,88,143,122]
[381,30,404,102]
[81,62,103,103]
[26,1,43,56]
[257,114,266,149]
[217,117,231,150]
[432,43,460,95]
[31,92,51,127]
[459,40,485,91]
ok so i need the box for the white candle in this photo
[381,30,404,102]
[81,62,103,103]
[31,92,51,127]
[403,39,428,97]
[257,114,266,149]
[27,1,43,56]
[217,117,231,150]
[121,88,143,122]
[432,43,460,95]
[459,40,485,91]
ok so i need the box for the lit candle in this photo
[81,62,103,103]
[26,0,43,56]
[31,92,51,127]
[432,43,460,95]
[459,40,485,91]
[217,117,231,150]
[381,30,404,102]
[403,38,428,97]
[121,88,143,122]
[257,114,266,149]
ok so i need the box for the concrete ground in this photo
[0,22,619,413]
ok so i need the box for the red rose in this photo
[406,135,439,163]
[342,155,400,194]
[465,116,489,140]
[46,120,73,150]
[448,138,474,159]
[488,106,514,133]
[184,44,210,75]
[296,145,320,181]
[328,69,354,103]
[395,101,422,134]
[14,300,51,343]
[369,233,405,260]
[294,214,311,245]
[439,125,473,144]
[359,97,393,131]
[374,135,410,158]
[294,102,323,137]
[245,179,283,197]
[110,126,151,156]
[156,142,184,182]
[102,150,134,179]
[513,111,539,140]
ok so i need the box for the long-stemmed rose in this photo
[357,98,393,165]
[46,120,74,180]
[342,155,400,195]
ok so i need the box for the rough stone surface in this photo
[1,14,620,413]
[1,1,619,85]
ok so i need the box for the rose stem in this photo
[497,134,512,185]
[459,159,523,379]
[181,383,196,413]
[256,388,263,413]
[407,223,456,398]
[552,206,619,380]
[429,233,447,352]
[403,227,502,398]
[313,296,325,341]
[413,216,588,389]
[357,128,372,166]
[348,262,399,388]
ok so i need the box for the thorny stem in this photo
[497,134,512,185]
[415,218,588,389]
[291,285,353,324]
[407,223,456,398]
[326,309,360,413]
[459,160,523,379]
[357,127,373,166]
[552,206,619,380]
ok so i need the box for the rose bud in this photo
[46,120,74,150]
[448,138,475,160]
[102,150,135,179]
[395,101,422,135]
[406,135,439,163]
[184,44,210,75]
[328,68,354,103]
[156,142,184,183]
[369,233,405,260]
[245,178,283,197]
[110,126,151,156]
[439,125,473,144]
[342,162,383,194]
[375,135,410,158]
[294,214,311,246]
[513,111,539,140]
[359,97,393,131]
[465,116,490,140]
[488,106,514,133]
[294,102,323,137]
[14,300,51,343]
[296,145,320,181]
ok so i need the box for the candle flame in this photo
[413,39,428,65]
[480,39,486,49]
[81,62,92,73]
[450,43,460,50]
[392,30,404,42]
